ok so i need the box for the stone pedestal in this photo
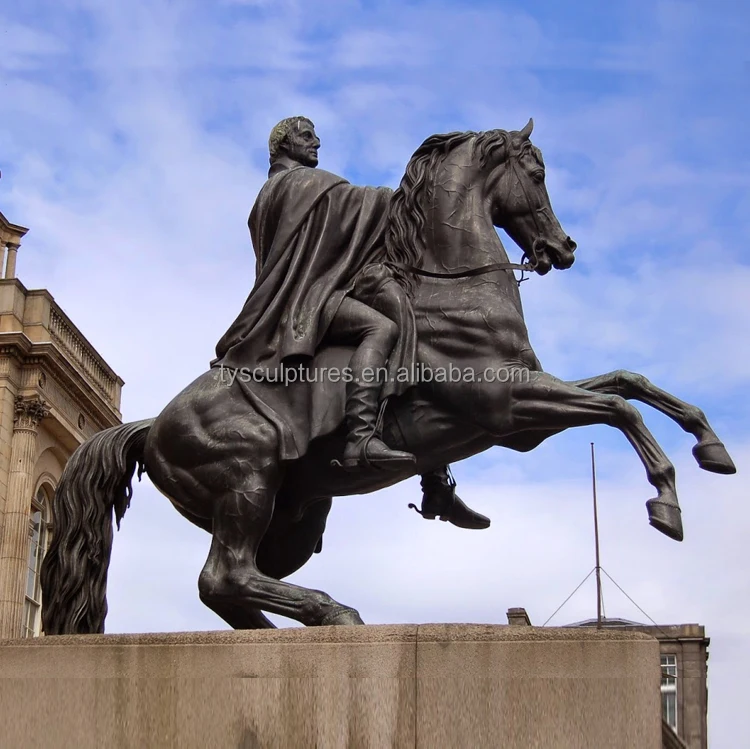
[0,624,661,748]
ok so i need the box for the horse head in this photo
[385,121,576,287]
[484,119,576,275]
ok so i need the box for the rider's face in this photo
[282,121,320,167]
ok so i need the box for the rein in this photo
[389,248,538,287]
[389,260,533,279]
[387,255,536,286]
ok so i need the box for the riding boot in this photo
[416,466,491,530]
[340,353,416,470]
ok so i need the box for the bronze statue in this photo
[212,116,487,529]
[41,118,736,634]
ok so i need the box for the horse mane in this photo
[384,128,509,295]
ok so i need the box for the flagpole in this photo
[591,442,603,629]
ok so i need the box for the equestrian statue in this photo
[41,117,736,634]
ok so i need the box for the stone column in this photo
[4,242,19,279]
[0,396,49,639]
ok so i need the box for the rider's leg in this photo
[349,266,491,529]
[348,265,491,526]
[327,297,416,468]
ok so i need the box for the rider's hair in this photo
[268,116,315,162]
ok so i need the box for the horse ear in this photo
[519,118,534,141]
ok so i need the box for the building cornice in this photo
[0,333,121,428]
[0,211,29,244]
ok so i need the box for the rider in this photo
[213,116,490,530]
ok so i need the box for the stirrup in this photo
[331,400,413,470]
[331,440,416,471]
[330,427,377,470]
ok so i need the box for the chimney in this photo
[506,607,532,626]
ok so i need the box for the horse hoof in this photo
[646,499,684,542]
[692,441,737,475]
[320,608,365,626]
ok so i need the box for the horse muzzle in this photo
[541,236,576,271]
[529,237,573,275]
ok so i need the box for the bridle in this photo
[389,141,548,288]
[389,254,536,287]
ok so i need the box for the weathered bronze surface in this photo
[41,118,736,634]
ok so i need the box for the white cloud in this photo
[333,29,434,69]
[0,22,66,71]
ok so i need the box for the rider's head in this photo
[268,116,320,168]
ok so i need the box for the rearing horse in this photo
[41,120,736,634]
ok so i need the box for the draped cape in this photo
[211,165,416,460]
[213,166,394,371]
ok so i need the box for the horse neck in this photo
[421,157,512,277]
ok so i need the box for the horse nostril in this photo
[566,237,577,251]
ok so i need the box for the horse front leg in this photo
[569,370,736,475]
[492,373,683,541]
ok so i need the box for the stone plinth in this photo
[0,624,661,748]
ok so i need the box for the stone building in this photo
[0,209,123,639]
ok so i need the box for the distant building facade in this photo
[0,209,123,639]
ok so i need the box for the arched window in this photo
[22,485,51,638]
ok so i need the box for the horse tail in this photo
[40,418,155,635]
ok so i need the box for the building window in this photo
[22,486,51,638]
[661,654,678,731]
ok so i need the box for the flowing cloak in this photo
[210,164,417,461]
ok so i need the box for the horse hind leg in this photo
[197,461,360,628]
[212,497,333,629]
[570,370,736,474]
[204,597,277,630]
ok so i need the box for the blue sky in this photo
[2,1,749,745]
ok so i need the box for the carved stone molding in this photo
[13,396,51,431]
